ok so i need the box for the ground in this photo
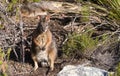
[1,1,120,76]
[4,14,119,76]
[8,56,85,76]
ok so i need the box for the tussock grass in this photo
[97,0,120,22]
[62,31,99,58]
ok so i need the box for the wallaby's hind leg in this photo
[50,58,54,71]
[32,56,38,71]
[48,50,56,71]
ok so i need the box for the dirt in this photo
[7,42,83,76]
[7,55,84,76]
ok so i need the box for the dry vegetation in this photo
[0,0,120,76]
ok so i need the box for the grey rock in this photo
[57,65,108,76]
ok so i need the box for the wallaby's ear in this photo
[37,15,41,20]
[45,15,50,21]
[36,15,50,22]
[36,15,44,22]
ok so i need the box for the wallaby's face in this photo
[38,15,50,32]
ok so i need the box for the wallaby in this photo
[31,15,57,71]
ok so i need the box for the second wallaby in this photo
[31,15,57,71]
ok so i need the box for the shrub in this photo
[62,31,99,58]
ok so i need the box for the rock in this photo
[57,65,108,76]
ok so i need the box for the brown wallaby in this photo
[31,15,57,71]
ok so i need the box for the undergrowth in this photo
[97,0,120,24]
[6,0,40,16]
[62,31,99,58]
[0,48,11,76]
[114,63,120,76]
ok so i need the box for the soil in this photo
[8,54,84,76]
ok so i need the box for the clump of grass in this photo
[97,0,120,22]
[81,5,90,23]
[0,48,11,76]
[62,31,98,58]
[7,0,18,12]
[114,63,120,76]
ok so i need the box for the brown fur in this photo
[31,15,57,71]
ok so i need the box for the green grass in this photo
[81,5,90,22]
[97,0,120,22]
[62,31,99,58]
[114,63,120,76]
[0,48,11,76]
[7,0,18,12]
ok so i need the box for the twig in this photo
[19,4,25,62]
[70,15,77,33]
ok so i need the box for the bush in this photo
[62,31,99,58]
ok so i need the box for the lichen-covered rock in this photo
[57,65,108,76]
